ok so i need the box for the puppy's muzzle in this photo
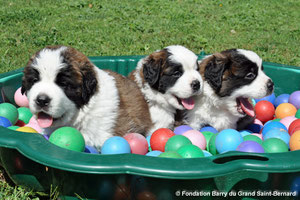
[191,80,201,93]
[35,94,51,109]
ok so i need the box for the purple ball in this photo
[289,91,300,109]
[200,126,218,134]
[236,141,265,153]
[174,125,193,135]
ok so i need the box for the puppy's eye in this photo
[245,72,256,80]
[30,77,39,83]
[172,71,182,78]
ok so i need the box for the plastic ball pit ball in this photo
[255,100,275,123]
[182,130,206,150]
[17,107,33,124]
[215,129,243,154]
[289,91,300,109]
[251,133,263,140]
[275,103,297,119]
[0,103,18,125]
[290,130,300,151]
[164,135,192,152]
[158,151,182,158]
[84,145,99,154]
[261,121,287,137]
[247,123,263,133]
[202,131,215,149]
[274,94,290,108]
[208,134,218,155]
[280,116,297,130]
[288,119,300,135]
[16,126,38,133]
[173,125,193,135]
[243,134,263,145]
[202,150,212,157]
[49,127,85,152]
[176,144,204,158]
[146,150,162,157]
[101,136,131,155]
[14,87,29,107]
[255,93,276,104]
[0,116,12,127]
[124,133,148,155]
[263,129,290,146]
[236,141,265,153]
[150,128,175,152]
[200,126,218,134]
[263,138,289,153]
[7,125,19,130]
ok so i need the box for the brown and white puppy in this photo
[21,45,152,150]
[185,49,274,131]
[129,45,203,133]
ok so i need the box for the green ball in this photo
[0,103,18,125]
[177,144,204,158]
[49,127,85,152]
[262,138,289,153]
[272,118,281,122]
[17,107,33,124]
[202,131,215,150]
[243,135,263,145]
[208,133,218,155]
[295,109,300,119]
[164,135,192,152]
[7,126,19,130]
[158,151,182,158]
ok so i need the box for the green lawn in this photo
[0,0,300,199]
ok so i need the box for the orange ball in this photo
[275,103,297,119]
[290,130,300,151]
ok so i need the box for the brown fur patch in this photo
[107,70,153,136]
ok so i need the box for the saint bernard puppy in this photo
[21,45,152,150]
[185,49,274,131]
[129,45,203,133]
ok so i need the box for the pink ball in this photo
[14,87,29,107]
[124,133,148,155]
[25,123,42,133]
[254,119,263,126]
[251,133,263,140]
[182,130,206,150]
[280,116,297,130]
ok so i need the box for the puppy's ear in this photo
[80,63,98,104]
[21,77,27,95]
[143,51,166,88]
[204,53,230,92]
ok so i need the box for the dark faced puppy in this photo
[129,45,203,133]
[22,45,152,150]
[185,49,274,131]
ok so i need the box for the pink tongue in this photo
[239,98,255,117]
[181,97,195,110]
[37,112,53,128]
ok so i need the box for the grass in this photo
[0,0,300,74]
[0,0,299,199]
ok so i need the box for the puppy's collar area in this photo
[236,97,255,117]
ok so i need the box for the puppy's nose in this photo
[267,79,274,93]
[191,80,200,92]
[35,94,51,108]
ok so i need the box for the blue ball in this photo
[262,121,288,137]
[85,145,99,154]
[274,94,290,108]
[101,136,131,155]
[202,150,213,157]
[240,130,253,137]
[255,93,276,104]
[200,126,218,134]
[146,150,162,157]
[215,129,243,154]
[246,123,263,133]
[0,116,12,127]
[146,135,151,147]
[263,129,290,146]
[174,125,193,135]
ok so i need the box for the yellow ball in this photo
[16,126,38,133]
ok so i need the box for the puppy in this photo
[185,49,274,131]
[21,45,152,150]
[129,45,203,133]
